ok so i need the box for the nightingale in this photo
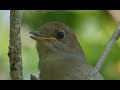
[30,22,103,80]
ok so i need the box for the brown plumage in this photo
[30,22,103,80]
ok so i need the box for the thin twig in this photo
[86,22,120,80]
[8,10,23,80]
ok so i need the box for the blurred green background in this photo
[0,10,120,80]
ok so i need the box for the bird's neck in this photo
[38,49,88,80]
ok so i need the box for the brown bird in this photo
[30,22,103,80]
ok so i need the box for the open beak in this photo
[30,31,57,41]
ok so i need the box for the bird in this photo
[30,22,103,80]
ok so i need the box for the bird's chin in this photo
[37,40,55,49]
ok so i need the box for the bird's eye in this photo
[57,30,65,39]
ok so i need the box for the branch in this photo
[86,22,120,80]
[8,10,23,80]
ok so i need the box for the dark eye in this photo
[57,30,65,39]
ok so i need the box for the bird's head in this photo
[30,22,82,56]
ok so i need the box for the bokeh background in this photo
[0,10,120,80]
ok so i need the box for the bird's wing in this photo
[62,55,104,80]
